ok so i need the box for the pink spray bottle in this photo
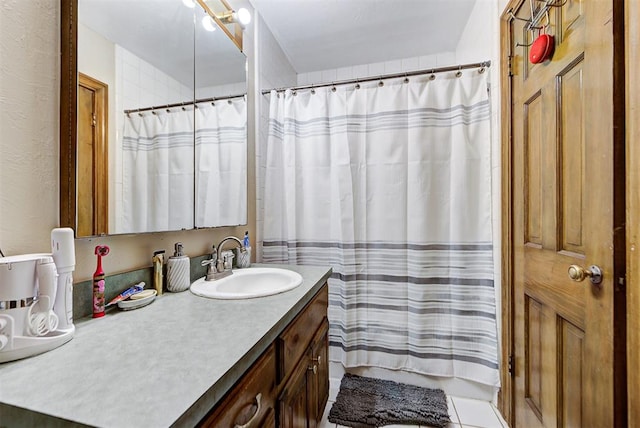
[93,245,110,318]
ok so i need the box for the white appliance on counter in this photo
[0,228,76,363]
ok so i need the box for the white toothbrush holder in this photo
[236,247,251,268]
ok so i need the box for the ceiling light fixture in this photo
[215,7,251,27]
[202,15,216,32]
[195,0,248,51]
[236,8,251,26]
[182,0,196,8]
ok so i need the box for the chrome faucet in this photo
[201,236,246,281]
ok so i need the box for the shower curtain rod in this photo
[124,93,246,115]
[261,60,491,95]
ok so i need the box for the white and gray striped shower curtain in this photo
[122,108,194,233]
[195,98,247,227]
[262,70,499,387]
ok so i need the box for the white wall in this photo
[296,51,457,86]
[0,0,60,256]
[0,0,257,282]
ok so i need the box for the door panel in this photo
[558,59,585,254]
[558,319,583,428]
[524,92,542,247]
[506,0,622,426]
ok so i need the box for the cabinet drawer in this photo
[199,345,277,428]
[277,283,328,383]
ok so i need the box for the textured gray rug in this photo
[328,373,450,427]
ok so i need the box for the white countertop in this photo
[0,264,332,428]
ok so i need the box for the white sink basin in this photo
[190,267,303,299]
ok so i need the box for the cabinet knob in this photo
[312,355,322,365]
[308,364,318,375]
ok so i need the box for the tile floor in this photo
[318,392,509,428]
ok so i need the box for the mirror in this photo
[61,0,247,237]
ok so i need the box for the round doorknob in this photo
[568,264,603,285]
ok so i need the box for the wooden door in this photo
[77,73,108,236]
[503,0,625,426]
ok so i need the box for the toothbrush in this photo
[93,245,110,318]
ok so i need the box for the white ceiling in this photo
[249,0,477,73]
[79,0,246,88]
[79,0,477,86]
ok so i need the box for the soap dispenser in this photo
[167,242,190,292]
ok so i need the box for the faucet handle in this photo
[201,259,215,267]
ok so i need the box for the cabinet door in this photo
[277,285,329,383]
[309,318,329,423]
[278,353,311,428]
[199,345,277,427]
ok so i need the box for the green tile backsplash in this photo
[73,254,210,319]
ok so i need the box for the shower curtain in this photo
[122,108,194,233]
[262,70,499,387]
[195,97,247,227]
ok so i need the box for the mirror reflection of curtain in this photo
[121,109,195,233]
[195,97,247,227]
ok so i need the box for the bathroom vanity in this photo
[200,284,329,427]
[0,265,331,427]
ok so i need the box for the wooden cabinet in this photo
[198,283,329,428]
[278,318,329,428]
[277,285,329,427]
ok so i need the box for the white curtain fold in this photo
[262,71,499,387]
[195,98,247,227]
[122,108,194,233]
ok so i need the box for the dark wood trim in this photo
[612,0,628,426]
[60,0,77,233]
[626,0,640,425]
[498,1,524,425]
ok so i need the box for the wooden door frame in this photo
[78,73,109,235]
[498,2,518,424]
[626,1,639,426]
[499,0,627,426]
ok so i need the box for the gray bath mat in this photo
[328,373,450,427]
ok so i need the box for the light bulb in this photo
[202,15,216,32]
[236,8,251,26]
[182,0,195,8]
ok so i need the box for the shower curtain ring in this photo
[429,69,436,80]
[455,66,463,78]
